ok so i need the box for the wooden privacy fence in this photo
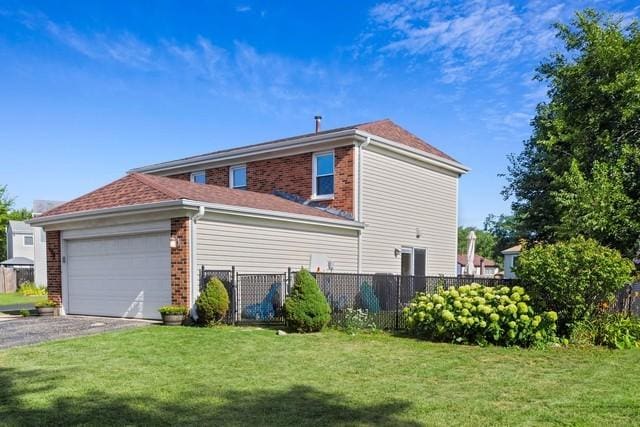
[0,266,36,293]
[0,266,17,293]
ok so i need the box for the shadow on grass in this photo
[0,367,421,426]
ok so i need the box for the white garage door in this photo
[66,232,171,320]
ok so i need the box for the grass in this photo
[0,292,46,307]
[0,327,639,426]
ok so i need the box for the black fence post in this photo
[395,275,400,330]
[287,267,292,294]
[231,265,236,325]
[200,265,205,291]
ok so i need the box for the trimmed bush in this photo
[516,237,634,335]
[571,313,640,349]
[283,269,331,332]
[195,278,230,325]
[404,283,557,347]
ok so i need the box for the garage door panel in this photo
[66,232,171,320]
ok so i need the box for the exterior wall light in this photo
[169,237,180,249]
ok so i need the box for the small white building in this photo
[6,220,34,262]
[4,201,65,286]
[501,245,522,279]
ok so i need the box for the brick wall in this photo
[167,172,190,181]
[207,166,229,186]
[46,230,62,305]
[163,146,355,214]
[170,217,190,306]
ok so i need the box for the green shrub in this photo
[516,237,634,335]
[158,305,188,316]
[17,282,47,296]
[404,283,557,347]
[35,300,58,308]
[339,308,377,334]
[195,278,230,325]
[571,313,640,349]
[19,309,30,317]
[283,269,331,332]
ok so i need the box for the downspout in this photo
[190,206,205,318]
[356,137,371,274]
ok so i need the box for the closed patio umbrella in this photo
[465,231,476,276]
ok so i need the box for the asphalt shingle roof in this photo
[40,173,347,221]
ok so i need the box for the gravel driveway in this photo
[0,316,150,350]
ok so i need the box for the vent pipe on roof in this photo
[314,115,322,133]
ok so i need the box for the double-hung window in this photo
[190,171,206,185]
[230,165,247,190]
[313,151,334,199]
[23,235,33,246]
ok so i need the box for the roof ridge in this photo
[130,173,183,199]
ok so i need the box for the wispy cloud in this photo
[235,5,252,13]
[365,0,575,84]
[3,9,354,116]
[8,10,156,69]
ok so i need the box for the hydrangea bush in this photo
[404,283,558,347]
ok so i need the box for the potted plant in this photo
[158,305,188,326]
[35,300,58,316]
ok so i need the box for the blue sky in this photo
[1,0,637,225]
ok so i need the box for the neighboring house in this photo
[5,220,34,263]
[501,245,522,279]
[456,254,499,277]
[31,118,469,319]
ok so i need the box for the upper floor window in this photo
[190,171,206,185]
[23,235,33,246]
[230,165,247,190]
[313,151,334,198]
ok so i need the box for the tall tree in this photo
[503,9,640,258]
[483,214,524,262]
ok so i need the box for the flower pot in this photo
[37,307,55,317]
[162,313,184,326]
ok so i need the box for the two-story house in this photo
[31,119,468,319]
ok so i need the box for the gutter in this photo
[356,137,370,274]
[28,200,187,226]
[180,200,364,230]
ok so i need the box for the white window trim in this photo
[229,164,247,189]
[312,150,335,200]
[23,235,34,246]
[190,170,206,184]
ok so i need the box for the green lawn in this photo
[0,293,46,307]
[0,327,639,426]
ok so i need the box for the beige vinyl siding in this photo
[360,146,459,275]
[196,215,359,274]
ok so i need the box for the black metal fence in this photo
[199,267,517,329]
